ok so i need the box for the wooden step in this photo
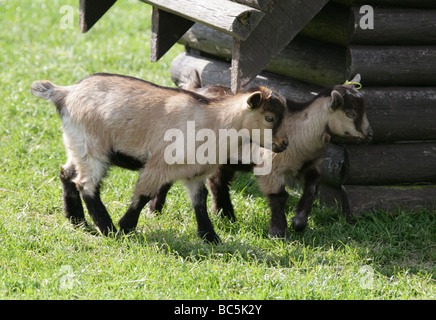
[142,0,265,41]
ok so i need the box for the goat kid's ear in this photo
[349,73,361,84]
[246,91,262,109]
[330,90,344,111]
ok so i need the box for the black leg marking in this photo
[208,166,236,221]
[148,182,173,214]
[267,187,289,238]
[81,187,117,235]
[292,168,321,232]
[60,165,87,226]
[119,195,150,233]
[189,183,220,244]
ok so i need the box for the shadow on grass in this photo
[77,170,435,281]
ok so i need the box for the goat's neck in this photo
[290,97,331,153]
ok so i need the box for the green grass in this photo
[0,0,435,300]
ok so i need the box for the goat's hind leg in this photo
[148,182,173,214]
[208,166,236,222]
[75,159,117,235]
[60,162,87,227]
[185,179,221,244]
[291,168,321,232]
[119,195,151,233]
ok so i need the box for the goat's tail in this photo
[30,80,68,112]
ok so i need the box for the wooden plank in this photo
[141,0,264,41]
[319,183,436,218]
[301,3,436,45]
[79,0,117,33]
[150,8,194,62]
[233,0,330,89]
[347,46,436,86]
[179,24,345,87]
[344,142,436,185]
[333,0,436,8]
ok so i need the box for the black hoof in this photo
[199,231,221,244]
[268,226,290,239]
[291,216,308,232]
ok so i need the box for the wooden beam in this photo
[79,0,117,33]
[141,0,264,41]
[150,8,194,62]
[233,0,330,89]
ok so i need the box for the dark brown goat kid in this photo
[150,74,373,237]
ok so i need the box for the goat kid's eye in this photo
[265,115,274,122]
[345,111,355,118]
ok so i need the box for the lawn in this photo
[0,0,435,300]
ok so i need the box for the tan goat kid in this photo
[30,73,288,243]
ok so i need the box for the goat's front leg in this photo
[185,180,221,244]
[207,166,236,221]
[267,186,289,238]
[81,186,117,235]
[148,182,173,214]
[291,168,321,232]
[118,195,151,233]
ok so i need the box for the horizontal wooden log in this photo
[141,0,264,41]
[301,3,436,45]
[347,46,436,86]
[332,0,436,8]
[319,183,436,218]
[320,142,436,186]
[171,53,436,143]
[344,142,436,185]
[362,87,436,142]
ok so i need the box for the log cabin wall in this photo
[170,0,436,217]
